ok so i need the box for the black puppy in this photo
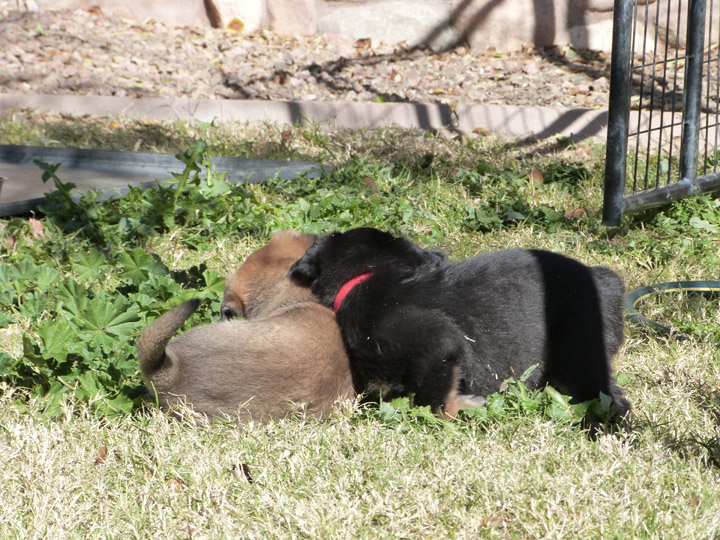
[289,227,630,418]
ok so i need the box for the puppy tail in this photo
[137,299,201,378]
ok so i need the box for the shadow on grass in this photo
[630,379,720,470]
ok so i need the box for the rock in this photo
[317,0,460,49]
[522,60,540,75]
[450,0,615,52]
[208,0,266,32]
[571,0,616,12]
[567,17,615,52]
[593,76,610,91]
[31,0,213,27]
[267,0,317,36]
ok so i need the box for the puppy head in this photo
[221,230,317,320]
[289,227,447,307]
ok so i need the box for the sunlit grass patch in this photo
[1,112,720,538]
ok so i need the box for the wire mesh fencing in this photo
[603,0,720,225]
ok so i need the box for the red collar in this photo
[333,272,373,312]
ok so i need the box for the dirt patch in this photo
[0,7,612,110]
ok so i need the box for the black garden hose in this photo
[624,280,720,346]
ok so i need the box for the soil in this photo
[0,6,614,110]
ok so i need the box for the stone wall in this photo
[17,0,716,53]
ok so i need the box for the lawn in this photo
[1,110,719,539]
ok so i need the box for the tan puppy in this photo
[137,231,355,420]
[220,229,319,321]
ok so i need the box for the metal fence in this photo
[603,0,720,226]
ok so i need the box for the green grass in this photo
[1,110,720,538]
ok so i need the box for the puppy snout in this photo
[221,305,237,321]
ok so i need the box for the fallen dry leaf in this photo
[354,38,372,50]
[226,19,244,32]
[568,207,587,219]
[8,234,16,251]
[529,167,544,184]
[28,218,44,239]
[480,515,506,528]
[165,477,186,489]
[94,445,109,466]
[231,463,253,484]
[361,176,379,193]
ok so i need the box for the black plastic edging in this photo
[625,280,720,345]
[0,145,328,217]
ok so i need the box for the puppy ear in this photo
[407,241,447,267]
[289,238,323,284]
[427,249,448,264]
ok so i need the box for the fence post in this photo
[602,0,635,226]
[678,0,707,182]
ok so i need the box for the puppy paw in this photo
[456,394,487,408]
[442,392,486,420]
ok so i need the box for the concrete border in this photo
[0,93,609,142]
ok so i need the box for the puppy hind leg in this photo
[411,336,473,417]
[531,250,630,417]
[366,307,470,414]
[414,358,462,417]
[545,279,631,418]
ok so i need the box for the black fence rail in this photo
[603,0,720,226]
